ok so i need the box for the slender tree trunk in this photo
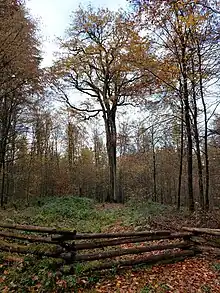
[184,97,194,211]
[197,44,209,210]
[182,54,194,212]
[7,116,17,204]
[194,128,205,210]
[0,137,7,208]
[26,142,34,206]
[67,121,75,193]
[1,161,6,208]
[0,108,11,207]
[118,167,124,203]
[94,130,101,201]
[174,6,195,211]
[177,101,184,210]
[94,136,99,201]
[151,126,157,202]
[5,163,10,205]
[191,58,204,209]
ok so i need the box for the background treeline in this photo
[1,0,220,212]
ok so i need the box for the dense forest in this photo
[1,1,220,292]
[1,0,220,213]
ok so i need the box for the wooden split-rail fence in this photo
[0,223,219,272]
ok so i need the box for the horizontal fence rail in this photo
[75,242,190,262]
[74,232,192,250]
[83,250,196,272]
[1,223,219,272]
[0,223,76,236]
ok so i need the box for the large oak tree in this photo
[52,6,154,202]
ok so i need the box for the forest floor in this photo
[0,197,220,292]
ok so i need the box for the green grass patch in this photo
[0,196,170,232]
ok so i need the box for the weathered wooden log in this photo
[196,245,220,256]
[53,230,171,241]
[0,230,58,244]
[0,223,76,236]
[75,233,192,251]
[75,230,171,239]
[182,227,220,236]
[191,236,220,248]
[82,249,196,272]
[75,241,189,262]
[0,239,64,258]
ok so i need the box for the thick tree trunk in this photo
[105,112,118,202]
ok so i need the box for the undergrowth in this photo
[0,196,180,292]
[0,196,169,232]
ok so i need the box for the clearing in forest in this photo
[0,196,220,292]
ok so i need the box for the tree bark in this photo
[105,110,118,202]
[181,45,194,212]
[0,161,6,208]
[0,106,11,207]
[151,126,157,202]
[191,57,204,209]
[177,99,184,210]
[197,44,209,210]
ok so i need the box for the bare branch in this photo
[52,83,102,115]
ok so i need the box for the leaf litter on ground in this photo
[79,257,220,293]
[1,198,220,292]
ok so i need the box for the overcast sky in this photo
[26,0,128,67]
